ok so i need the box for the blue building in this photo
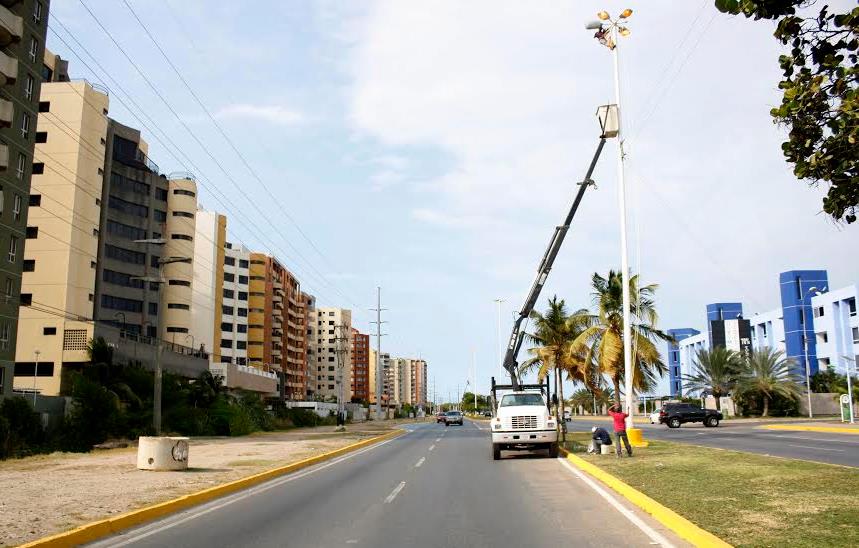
[780,270,829,377]
[666,328,700,397]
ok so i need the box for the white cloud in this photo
[214,103,305,126]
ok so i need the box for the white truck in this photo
[490,380,558,460]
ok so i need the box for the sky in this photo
[50,0,858,402]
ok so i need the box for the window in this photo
[222,305,234,315]
[238,308,247,317]
[105,245,146,265]
[101,294,143,313]
[168,303,190,310]
[4,278,12,300]
[33,2,43,24]
[28,195,40,207]
[19,293,31,306]
[172,211,194,218]
[24,75,34,101]
[171,234,193,241]
[154,210,167,222]
[173,189,195,197]
[853,327,859,344]
[221,322,233,332]
[103,269,144,289]
[238,291,248,301]
[155,187,168,201]
[25,226,38,239]
[223,289,235,299]
[848,298,857,316]
[328,357,335,362]
[38,101,49,112]
[108,195,148,217]
[15,154,24,180]
[29,37,38,63]
[238,275,248,285]
[236,341,247,350]
[328,311,335,316]
[237,324,247,334]
[329,321,334,326]
[106,220,146,240]
[239,259,249,268]
[35,132,47,144]
[166,327,188,334]
[150,255,161,268]
[224,272,235,282]
[20,112,30,139]
[149,302,158,315]
[8,236,18,263]
[220,339,233,349]
[43,326,56,335]
[814,306,824,318]
[168,280,191,287]
[224,256,236,266]
[110,173,151,195]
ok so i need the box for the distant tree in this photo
[736,347,801,417]
[810,368,848,394]
[716,0,859,223]
[682,347,744,410]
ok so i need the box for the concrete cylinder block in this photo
[137,436,190,471]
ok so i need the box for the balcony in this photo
[0,51,16,85]
[0,143,7,171]
[0,98,11,127]
[0,5,22,47]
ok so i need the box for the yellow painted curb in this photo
[759,424,859,435]
[559,448,732,548]
[19,429,405,548]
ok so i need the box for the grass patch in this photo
[561,433,859,547]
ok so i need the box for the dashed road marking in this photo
[384,481,406,504]
[428,444,435,451]
[415,457,426,468]
[435,437,442,442]
[787,444,844,452]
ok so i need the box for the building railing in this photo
[118,330,209,360]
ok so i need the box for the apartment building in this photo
[0,0,50,397]
[190,209,225,360]
[390,357,409,406]
[351,328,369,402]
[811,285,858,378]
[409,358,427,408]
[369,349,393,408]
[307,307,351,402]
[283,267,306,400]
[301,291,314,398]
[159,175,197,345]
[13,55,104,397]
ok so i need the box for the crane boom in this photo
[502,137,607,389]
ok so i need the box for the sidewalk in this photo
[0,423,399,547]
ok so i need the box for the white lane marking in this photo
[384,481,406,503]
[435,437,442,442]
[98,436,402,547]
[764,434,859,445]
[428,444,435,452]
[557,458,675,548]
[786,444,844,452]
[415,457,426,468]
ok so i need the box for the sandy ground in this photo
[0,422,411,547]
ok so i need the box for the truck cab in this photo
[491,391,558,460]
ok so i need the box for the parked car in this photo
[483,410,492,417]
[436,411,447,423]
[649,409,662,424]
[444,410,464,426]
[659,403,722,428]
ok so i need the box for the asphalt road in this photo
[89,421,686,548]
[569,417,859,467]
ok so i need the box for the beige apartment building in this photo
[14,64,108,396]
[307,307,351,402]
[160,175,197,346]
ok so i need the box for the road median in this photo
[13,429,404,548]
[759,423,859,435]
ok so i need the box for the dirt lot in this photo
[0,423,407,547]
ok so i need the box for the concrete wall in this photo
[798,392,853,416]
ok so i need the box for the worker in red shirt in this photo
[608,403,632,457]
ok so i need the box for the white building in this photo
[677,332,709,383]
[811,284,858,378]
[749,308,786,354]
[220,241,251,367]
[307,307,352,402]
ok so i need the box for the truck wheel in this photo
[548,443,559,458]
[492,444,501,460]
[705,416,719,427]
[445,422,449,427]
[668,417,681,429]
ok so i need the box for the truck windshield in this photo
[499,394,544,407]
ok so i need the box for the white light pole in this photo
[32,350,40,406]
[589,8,635,427]
[801,286,825,418]
[843,355,856,424]
[494,298,504,382]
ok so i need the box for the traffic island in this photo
[561,433,859,547]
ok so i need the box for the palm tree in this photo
[737,347,801,417]
[682,347,743,410]
[568,385,614,415]
[568,271,672,409]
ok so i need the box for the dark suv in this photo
[659,403,722,428]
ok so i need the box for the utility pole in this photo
[370,287,387,419]
[334,322,350,425]
[473,350,477,414]
[494,299,504,382]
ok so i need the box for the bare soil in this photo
[0,424,402,547]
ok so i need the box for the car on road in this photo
[483,410,492,417]
[649,409,661,424]
[436,411,447,423]
[444,410,464,426]
[659,403,722,428]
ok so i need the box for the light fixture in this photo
[597,10,610,20]
[619,26,631,36]
[620,8,633,19]
[585,21,603,30]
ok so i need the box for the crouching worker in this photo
[590,426,612,454]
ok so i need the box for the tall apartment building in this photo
[301,291,314,398]
[159,175,197,345]
[307,307,351,402]
[0,0,50,397]
[283,267,306,400]
[409,358,427,408]
[13,55,104,397]
[810,285,858,378]
[190,209,226,360]
[666,328,699,397]
[390,356,409,406]
[351,328,369,402]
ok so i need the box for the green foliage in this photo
[272,404,337,428]
[0,397,43,458]
[716,1,859,223]
[460,392,491,413]
[735,347,801,416]
[810,369,848,393]
[682,347,745,409]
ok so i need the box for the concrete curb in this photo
[758,424,859,435]
[19,429,405,548]
[558,447,732,548]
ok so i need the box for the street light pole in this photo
[494,299,504,382]
[801,286,824,419]
[32,349,40,406]
[844,355,856,424]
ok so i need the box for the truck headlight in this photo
[493,424,501,430]
[547,421,555,428]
